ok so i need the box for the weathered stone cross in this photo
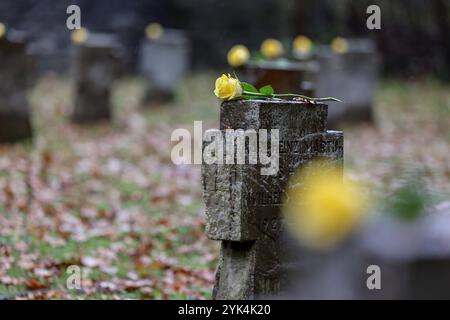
[202,99,343,299]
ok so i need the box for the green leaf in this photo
[259,85,274,96]
[241,82,258,93]
[251,51,264,61]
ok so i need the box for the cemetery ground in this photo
[0,73,449,299]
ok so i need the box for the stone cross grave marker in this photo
[138,29,189,103]
[202,99,343,299]
[315,38,380,128]
[0,30,34,143]
[239,60,318,97]
[71,33,123,123]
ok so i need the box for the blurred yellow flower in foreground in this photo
[293,35,312,54]
[260,38,284,59]
[145,23,163,40]
[214,74,242,100]
[227,45,250,67]
[331,37,349,54]
[71,27,89,44]
[284,162,368,250]
[0,23,6,39]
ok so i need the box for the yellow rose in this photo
[0,23,6,39]
[293,35,312,54]
[284,162,369,250]
[71,27,89,44]
[145,22,163,40]
[214,74,243,100]
[331,37,349,54]
[260,38,284,59]
[227,45,250,67]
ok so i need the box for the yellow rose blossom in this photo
[293,35,312,54]
[283,162,369,250]
[227,45,250,67]
[214,74,243,100]
[0,23,6,39]
[71,27,89,44]
[145,22,163,40]
[260,38,284,59]
[331,37,349,54]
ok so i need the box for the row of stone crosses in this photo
[0,23,190,143]
[0,19,380,144]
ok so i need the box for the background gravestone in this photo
[202,99,343,299]
[0,29,34,143]
[138,29,190,104]
[0,1,447,78]
[315,38,380,128]
[360,208,450,300]
[278,202,450,299]
[71,33,123,123]
[239,60,318,97]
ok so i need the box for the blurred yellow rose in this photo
[293,35,312,54]
[260,38,284,59]
[145,22,163,40]
[214,74,242,100]
[0,23,6,39]
[284,162,369,250]
[227,45,250,67]
[331,37,349,54]
[71,27,89,44]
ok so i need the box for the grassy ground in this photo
[0,73,449,299]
